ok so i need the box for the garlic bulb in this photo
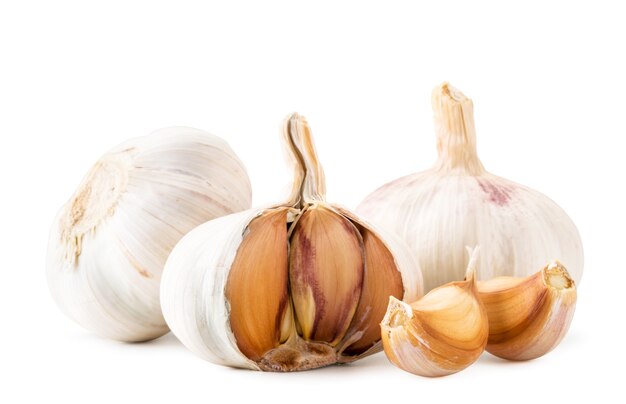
[358,83,584,292]
[160,114,423,371]
[477,260,577,361]
[47,127,252,342]
[380,247,488,377]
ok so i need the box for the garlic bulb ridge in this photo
[47,127,252,341]
[161,114,424,371]
[358,83,584,292]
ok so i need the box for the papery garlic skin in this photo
[380,247,488,377]
[161,209,261,368]
[358,83,583,292]
[47,127,252,342]
[477,261,577,361]
[161,114,423,371]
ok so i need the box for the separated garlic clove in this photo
[358,83,584,293]
[477,261,577,361]
[161,114,424,371]
[381,247,488,377]
[47,127,252,341]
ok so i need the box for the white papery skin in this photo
[358,83,583,293]
[47,127,252,341]
[161,210,261,369]
[160,114,423,371]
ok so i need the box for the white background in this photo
[1,1,624,402]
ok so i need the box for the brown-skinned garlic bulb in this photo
[477,260,577,361]
[357,83,584,293]
[47,127,252,341]
[160,114,423,371]
[381,247,488,377]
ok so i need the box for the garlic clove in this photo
[225,208,291,361]
[380,247,488,377]
[477,260,577,361]
[338,222,405,357]
[289,205,364,345]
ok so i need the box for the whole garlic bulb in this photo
[47,127,252,342]
[160,114,423,371]
[358,83,583,292]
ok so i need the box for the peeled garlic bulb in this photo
[380,247,488,377]
[161,114,423,371]
[477,261,577,361]
[47,127,252,341]
[358,83,584,292]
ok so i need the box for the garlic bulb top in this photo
[161,114,423,371]
[357,83,583,292]
[47,127,252,341]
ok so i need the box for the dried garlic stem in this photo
[432,82,485,175]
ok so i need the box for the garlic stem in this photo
[432,83,485,175]
[284,113,327,206]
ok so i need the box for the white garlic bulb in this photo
[357,83,583,293]
[47,127,252,342]
[161,114,423,371]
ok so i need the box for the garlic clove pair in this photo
[161,114,424,371]
[381,254,577,377]
[478,260,577,361]
[381,247,489,377]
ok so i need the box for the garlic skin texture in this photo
[477,261,577,361]
[161,114,423,371]
[357,83,583,293]
[47,127,252,342]
[381,247,488,377]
